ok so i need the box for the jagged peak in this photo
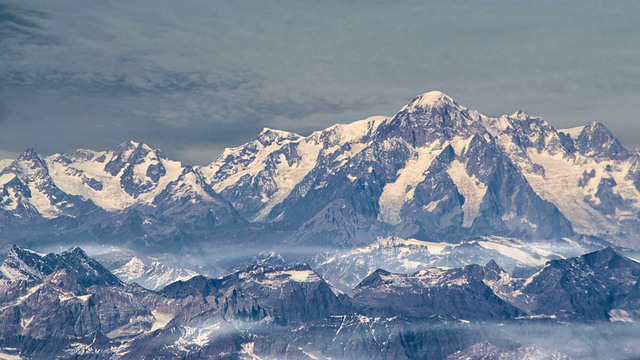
[359,268,392,282]
[570,121,628,160]
[576,122,621,138]
[485,259,502,270]
[257,128,302,146]
[180,165,198,175]
[113,140,154,154]
[104,140,162,177]
[1,148,50,182]
[169,166,209,189]
[63,245,89,258]
[509,110,531,120]
[584,121,601,128]
[2,245,48,268]
[13,148,46,165]
[67,149,109,162]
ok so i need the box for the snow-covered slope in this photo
[111,256,198,290]
[203,116,387,222]
[0,149,98,219]
[46,141,184,210]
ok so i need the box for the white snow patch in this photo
[0,351,22,360]
[240,342,260,359]
[609,309,634,322]
[0,159,13,171]
[447,159,487,227]
[150,311,175,331]
[46,151,183,211]
[379,142,443,224]
[477,241,544,266]
[559,126,586,139]
[0,173,16,186]
[525,150,640,236]
[0,265,30,282]
[419,241,450,255]
[253,140,322,221]
[264,269,319,283]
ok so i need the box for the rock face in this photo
[351,265,524,321]
[518,247,640,321]
[150,166,245,228]
[0,245,122,287]
[0,245,151,345]
[1,245,640,359]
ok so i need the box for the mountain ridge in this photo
[2,244,640,359]
[1,90,639,249]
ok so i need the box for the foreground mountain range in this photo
[1,91,639,253]
[1,244,639,359]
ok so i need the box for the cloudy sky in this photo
[1,0,639,164]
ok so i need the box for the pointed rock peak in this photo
[171,166,208,187]
[114,140,139,152]
[485,259,503,271]
[65,245,88,257]
[19,148,38,158]
[114,140,155,154]
[509,110,531,120]
[484,259,506,281]
[585,121,602,128]
[105,140,159,176]
[180,165,196,175]
[14,148,46,165]
[585,246,616,258]
[356,268,392,288]
[253,252,286,267]
[257,127,301,146]
[10,243,25,252]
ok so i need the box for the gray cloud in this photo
[1,0,639,164]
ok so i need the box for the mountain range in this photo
[1,244,640,359]
[1,91,639,253]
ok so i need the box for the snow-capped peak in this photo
[409,90,456,108]
[10,148,48,173]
